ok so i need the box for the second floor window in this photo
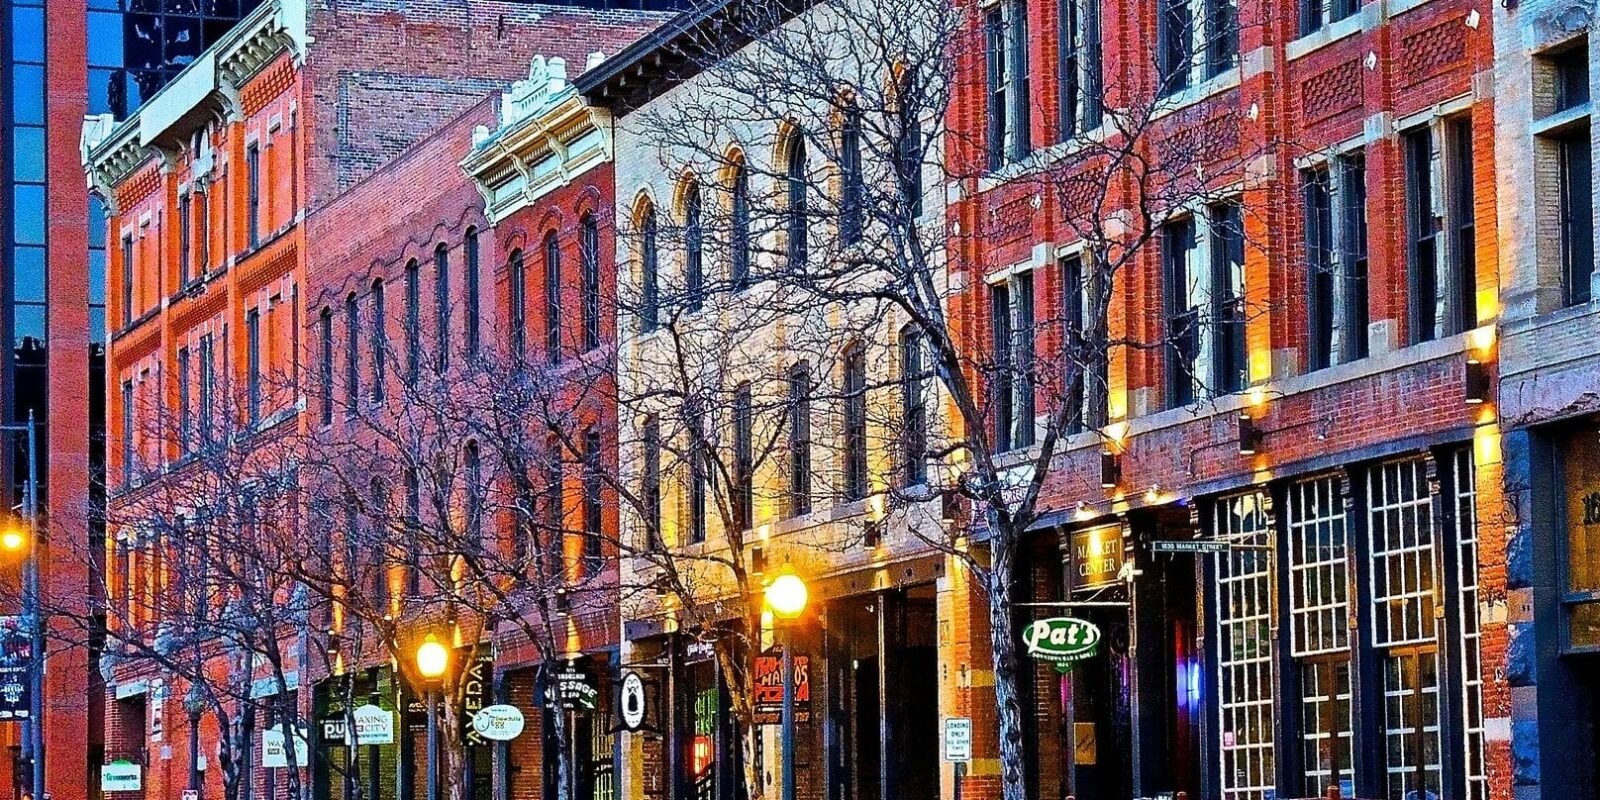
[465,227,481,356]
[840,110,864,245]
[788,362,813,516]
[370,279,386,402]
[405,259,421,383]
[842,346,868,501]
[509,249,527,360]
[199,333,215,445]
[734,382,754,531]
[1158,0,1237,95]
[900,324,928,485]
[344,293,360,407]
[731,162,753,287]
[1059,0,1104,138]
[582,430,603,575]
[1299,0,1358,36]
[544,231,562,364]
[685,183,705,311]
[640,204,660,331]
[1539,41,1594,307]
[435,243,450,370]
[246,143,261,247]
[1211,201,1247,394]
[1162,219,1200,408]
[986,0,1031,168]
[642,415,662,544]
[787,136,809,270]
[1402,123,1478,342]
[991,271,1036,450]
[1303,151,1370,371]
[247,308,262,423]
[178,346,192,452]
[319,308,334,425]
[581,214,602,350]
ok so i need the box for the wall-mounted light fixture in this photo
[1100,450,1121,489]
[1465,358,1492,404]
[1238,414,1263,455]
[751,545,767,577]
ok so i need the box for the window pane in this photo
[11,5,45,64]
[89,249,108,305]
[13,246,47,303]
[1214,491,1277,800]
[13,126,45,183]
[90,307,107,345]
[87,11,125,68]
[14,184,47,245]
[13,304,46,344]
[13,65,45,125]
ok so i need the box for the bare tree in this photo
[598,0,1278,796]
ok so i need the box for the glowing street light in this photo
[0,526,27,554]
[415,633,450,800]
[415,634,449,682]
[763,566,809,800]
[764,568,809,620]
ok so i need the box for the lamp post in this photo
[184,682,207,795]
[416,634,450,800]
[764,568,808,800]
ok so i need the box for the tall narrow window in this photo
[1061,254,1088,433]
[509,249,527,360]
[731,162,753,288]
[404,467,422,595]
[985,0,1030,167]
[640,204,660,331]
[1163,220,1199,408]
[435,243,450,370]
[1059,0,1104,138]
[179,192,192,284]
[991,272,1036,450]
[582,430,603,576]
[121,380,134,482]
[195,188,209,272]
[1339,152,1370,362]
[1158,0,1195,94]
[1542,43,1596,308]
[786,136,809,270]
[840,110,864,246]
[991,281,1013,450]
[543,439,564,581]
[544,231,562,364]
[1559,127,1595,306]
[199,333,215,445]
[896,107,924,220]
[178,347,192,453]
[247,307,262,423]
[319,309,333,425]
[1445,118,1478,334]
[1214,492,1277,800]
[642,415,662,546]
[899,325,927,485]
[685,184,705,311]
[465,228,481,356]
[733,383,754,531]
[1304,165,1337,371]
[1206,0,1239,79]
[1300,0,1358,36]
[464,440,482,544]
[688,411,708,545]
[121,234,134,326]
[1286,477,1354,794]
[368,479,389,605]
[405,259,421,384]
[246,143,261,247]
[1403,128,1440,343]
[1211,200,1246,393]
[345,293,360,407]
[581,214,602,350]
[788,363,813,516]
[370,279,386,402]
[842,346,868,501]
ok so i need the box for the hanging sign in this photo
[618,670,649,731]
[471,704,527,741]
[1071,525,1125,590]
[542,660,599,711]
[101,761,142,792]
[1022,617,1101,667]
[261,727,310,769]
[0,616,31,721]
[459,652,495,745]
[753,647,811,726]
[943,717,972,762]
[1151,539,1230,554]
[351,704,394,746]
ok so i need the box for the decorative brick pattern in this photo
[1301,60,1363,122]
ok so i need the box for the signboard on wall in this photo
[540,659,599,711]
[351,704,394,746]
[1022,617,1102,668]
[0,616,31,720]
[101,761,142,792]
[261,727,310,769]
[753,647,810,726]
[1071,524,1125,590]
[943,718,972,762]
[459,652,495,746]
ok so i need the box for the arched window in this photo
[318,307,334,424]
[842,343,867,500]
[464,439,483,543]
[370,278,385,402]
[434,242,450,370]
[840,108,864,245]
[786,135,808,270]
[684,182,704,311]
[639,201,660,331]
[464,227,481,355]
[344,292,360,406]
[787,360,812,516]
[580,213,602,351]
[730,160,752,288]
[544,231,562,364]
[508,249,527,360]
[404,259,421,384]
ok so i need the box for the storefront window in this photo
[1563,427,1600,650]
[1452,449,1488,800]
[1214,492,1276,800]
[1287,476,1353,793]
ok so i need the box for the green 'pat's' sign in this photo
[1022,617,1101,667]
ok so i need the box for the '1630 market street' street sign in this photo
[1022,617,1101,671]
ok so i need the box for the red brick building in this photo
[82,1,666,798]
[944,0,1507,799]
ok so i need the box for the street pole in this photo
[780,630,795,800]
[426,688,440,800]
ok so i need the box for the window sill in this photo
[1151,68,1243,123]
[1531,103,1591,138]
[978,121,1116,193]
[1286,13,1363,61]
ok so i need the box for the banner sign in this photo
[459,652,495,746]
[261,727,310,769]
[1022,617,1101,669]
[351,704,394,746]
[101,761,142,792]
[0,616,31,721]
[618,670,650,731]
[753,647,810,726]
[471,704,526,741]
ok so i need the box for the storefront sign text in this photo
[471,704,526,741]
[753,647,811,725]
[101,761,142,792]
[1072,525,1125,590]
[1022,617,1101,665]
[619,670,649,731]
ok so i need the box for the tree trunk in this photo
[741,719,765,800]
[549,702,573,800]
[986,522,1028,800]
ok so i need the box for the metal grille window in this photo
[1287,477,1353,791]
[1214,492,1276,800]
[1452,449,1488,800]
[1368,459,1444,800]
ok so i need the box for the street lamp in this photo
[416,634,450,800]
[763,566,809,800]
[0,525,26,555]
[0,415,42,800]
